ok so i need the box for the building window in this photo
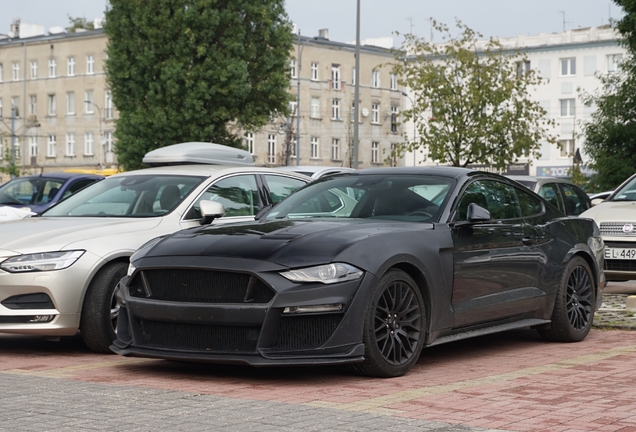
[86,55,95,75]
[30,61,37,79]
[390,73,397,90]
[244,132,254,154]
[49,59,56,78]
[290,58,296,78]
[289,100,298,117]
[331,138,340,161]
[310,137,319,159]
[105,131,114,153]
[12,62,20,81]
[560,98,575,117]
[0,99,3,117]
[66,133,75,156]
[331,65,341,90]
[559,139,575,157]
[67,57,75,76]
[311,62,318,81]
[371,142,379,164]
[84,132,94,156]
[310,97,320,118]
[391,106,399,133]
[11,97,19,116]
[517,60,531,76]
[12,138,20,160]
[85,90,94,113]
[29,136,38,157]
[371,103,380,123]
[267,134,276,164]
[47,135,57,157]
[331,99,340,120]
[560,58,576,76]
[66,92,75,115]
[372,70,380,88]
[0,63,3,82]
[608,54,623,73]
[351,67,356,85]
[29,95,37,116]
[351,101,356,122]
[47,94,56,116]
[105,90,113,119]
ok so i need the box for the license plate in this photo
[605,248,636,259]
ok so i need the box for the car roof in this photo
[507,175,574,184]
[109,164,311,180]
[347,166,477,179]
[4,172,104,181]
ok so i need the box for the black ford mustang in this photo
[111,167,605,377]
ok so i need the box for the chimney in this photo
[9,18,20,38]
[318,28,329,40]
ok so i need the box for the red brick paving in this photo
[2,329,636,431]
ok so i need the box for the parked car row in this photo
[0,147,609,377]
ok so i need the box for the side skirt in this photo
[427,318,550,347]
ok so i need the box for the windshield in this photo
[265,174,455,222]
[610,176,636,202]
[0,177,65,206]
[43,174,204,217]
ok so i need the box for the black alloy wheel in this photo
[352,269,426,377]
[566,265,594,331]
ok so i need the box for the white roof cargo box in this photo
[143,142,254,167]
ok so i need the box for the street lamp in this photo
[401,91,418,166]
[84,100,106,170]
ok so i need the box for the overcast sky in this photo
[1,0,623,45]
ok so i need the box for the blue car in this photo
[0,172,103,213]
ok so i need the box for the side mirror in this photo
[200,200,225,225]
[466,203,492,223]
[591,198,605,206]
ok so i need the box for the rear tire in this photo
[350,269,426,377]
[538,256,595,342]
[80,262,128,353]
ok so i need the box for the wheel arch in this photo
[568,250,599,291]
[385,262,432,337]
[78,255,131,320]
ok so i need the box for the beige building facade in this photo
[0,29,116,183]
[1,27,404,183]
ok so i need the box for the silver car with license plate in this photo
[580,172,636,281]
[0,146,309,352]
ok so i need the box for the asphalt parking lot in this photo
[1,282,636,432]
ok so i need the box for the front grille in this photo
[276,314,342,349]
[139,320,260,352]
[130,269,274,303]
[605,260,636,272]
[600,222,636,236]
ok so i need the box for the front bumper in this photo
[111,256,376,366]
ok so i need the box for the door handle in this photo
[522,235,536,245]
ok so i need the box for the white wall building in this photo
[405,25,626,177]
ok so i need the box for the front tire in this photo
[351,269,426,377]
[538,256,595,342]
[80,262,128,353]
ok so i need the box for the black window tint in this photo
[64,179,98,199]
[561,183,589,216]
[186,175,259,219]
[538,183,564,213]
[516,187,543,217]
[460,180,521,220]
[263,175,306,205]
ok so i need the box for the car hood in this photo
[142,218,432,268]
[580,201,636,223]
[0,217,162,255]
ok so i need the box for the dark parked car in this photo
[112,167,605,377]
[507,176,591,216]
[0,172,103,213]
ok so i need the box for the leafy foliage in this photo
[391,20,556,168]
[0,136,20,178]
[580,0,636,190]
[66,16,95,33]
[104,0,294,170]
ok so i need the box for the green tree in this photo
[66,16,95,33]
[580,0,636,190]
[391,20,556,168]
[104,0,294,170]
[0,136,20,178]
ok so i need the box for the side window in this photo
[185,175,259,220]
[561,183,589,216]
[538,183,565,213]
[263,175,306,205]
[456,180,521,221]
[516,186,543,217]
[63,179,98,199]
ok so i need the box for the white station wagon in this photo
[0,143,310,352]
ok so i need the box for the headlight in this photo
[0,250,85,273]
[280,263,363,284]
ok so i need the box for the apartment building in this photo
[0,26,115,183]
[1,24,404,183]
[405,25,627,177]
